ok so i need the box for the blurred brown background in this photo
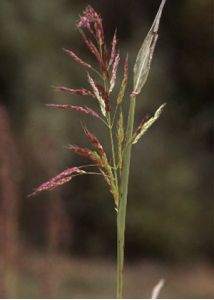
[0,0,213,298]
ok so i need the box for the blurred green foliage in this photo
[0,0,213,261]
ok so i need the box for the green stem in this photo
[116,94,136,298]
[108,113,119,194]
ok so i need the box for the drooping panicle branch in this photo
[54,86,95,98]
[29,167,86,196]
[46,104,100,119]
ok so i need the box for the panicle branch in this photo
[109,53,120,93]
[132,103,166,144]
[87,73,107,116]
[117,55,129,105]
[108,30,117,69]
[29,167,86,196]
[63,48,92,69]
[82,126,105,157]
[46,104,100,119]
[54,86,95,98]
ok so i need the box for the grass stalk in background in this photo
[0,104,21,298]
[31,1,167,298]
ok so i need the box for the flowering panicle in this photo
[31,4,166,210]
[30,167,86,196]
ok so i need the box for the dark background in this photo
[0,0,213,298]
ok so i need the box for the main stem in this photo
[108,113,119,193]
[116,95,136,298]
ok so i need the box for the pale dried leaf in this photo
[133,0,166,95]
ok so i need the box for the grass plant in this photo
[31,1,167,297]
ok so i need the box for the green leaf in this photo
[133,0,166,95]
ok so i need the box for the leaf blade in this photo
[133,0,166,95]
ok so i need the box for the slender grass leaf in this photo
[133,0,166,95]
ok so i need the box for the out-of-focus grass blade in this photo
[151,278,165,299]
[133,0,166,95]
